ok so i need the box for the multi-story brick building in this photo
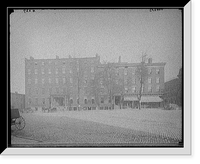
[25,54,165,110]
[96,57,165,109]
[25,54,100,110]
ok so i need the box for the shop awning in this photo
[124,96,138,101]
[141,96,163,102]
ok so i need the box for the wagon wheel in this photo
[15,116,25,130]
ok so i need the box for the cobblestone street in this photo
[11,108,182,147]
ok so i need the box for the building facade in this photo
[95,58,165,109]
[25,54,100,110]
[25,55,165,110]
[11,92,25,110]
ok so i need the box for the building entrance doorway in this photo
[115,96,121,106]
[52,96,65,107]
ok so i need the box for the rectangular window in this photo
[101,97,104,103]
[156,77,160,83]
[125,86,128,93]
[92,98,95,104]
[41,68,44,74]
[35,78,38,84]
[42,98,45,105]
[35,62,37,65]
[132,86,136,93]
[156,85,160,92]
[56,68,58,74]
[48,68,51,74]
[156,68,160,74]
[148,68,152,74]
[56,78,59,84]
[42,78,45,84]
[148,78,152,83]
[148,85,152,92]
[70,98,73,104]
[84,98,87,104]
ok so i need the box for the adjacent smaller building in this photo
[11,92,25,109]
[162,77,182,107]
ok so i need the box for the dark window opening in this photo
[101,97,104,103]
[84,99,87,104]
[92,99,95,104]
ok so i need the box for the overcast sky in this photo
[10,9,182,94]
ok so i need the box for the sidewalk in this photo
[38,108,182,141]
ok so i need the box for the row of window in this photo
[28,97,95,105]
[28,87,67,95]
[28,76,161,86]
[32,60,95,66]
[115,67,160,75]
[124,85,160,93]
[27,76,96,85]
[99,77,161,86]
[28,77,72,85]
[27,66,95,75]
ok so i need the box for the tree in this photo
[135,56,148,109]
[176,67,182,106]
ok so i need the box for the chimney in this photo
[56,55,59,59]
[30,56,34,60]
[69,55,71,58]
[118,56,121,63]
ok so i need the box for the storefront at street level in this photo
[141,95,163,108]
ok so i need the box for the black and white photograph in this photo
[5,4,192,155]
